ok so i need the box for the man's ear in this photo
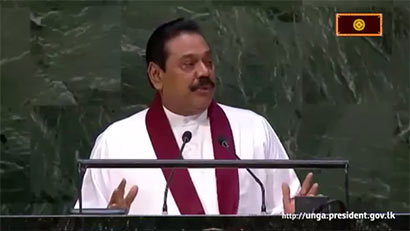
[147,62,164,91]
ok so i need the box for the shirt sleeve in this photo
[74,133,111,209]
[258,116,301,215]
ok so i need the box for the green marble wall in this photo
[0,0,409,215]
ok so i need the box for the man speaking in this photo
[78,18,318,215]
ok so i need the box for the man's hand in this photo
[282,172,319,213]
[108,178,138,210]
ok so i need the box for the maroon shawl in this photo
[145,94,239,214]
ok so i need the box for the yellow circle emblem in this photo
[353,19,365,31]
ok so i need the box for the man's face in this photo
[152,32,215,115]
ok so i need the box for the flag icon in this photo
[336,13,383,36]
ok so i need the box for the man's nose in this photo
[196,61,211,77]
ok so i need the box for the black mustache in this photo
[189,77,215,92]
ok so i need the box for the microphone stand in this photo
[219,136,267,214]
[162,131,192,215]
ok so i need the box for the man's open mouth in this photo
[199,85,212,90]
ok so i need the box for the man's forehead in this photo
[179,50,212,59]
[165,33,212,58]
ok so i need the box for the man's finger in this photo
[300,172,313,196]
[307,183,319,196]
[108,203,118,209]
[108,179,127,206]
[109,188,119,205]
[282,183,291,204]
[125,185,139,207]
[117,178,127,198]
[282,183,294,213]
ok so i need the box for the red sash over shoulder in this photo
[145,93,239,214]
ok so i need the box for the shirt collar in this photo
[163,106,208,127]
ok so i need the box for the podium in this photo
[76,159,351,213]
[1,159,409,230]
[1,214,409,231]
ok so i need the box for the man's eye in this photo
[204,60,213,67]
[181,62,195,69]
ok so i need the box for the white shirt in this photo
[163,106,219,214]
[77,104,301,215]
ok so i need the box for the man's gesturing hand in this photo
[282,172,319,213]
[108,178,138,211]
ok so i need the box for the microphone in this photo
[162,131,192,215]
[217,135,267,214]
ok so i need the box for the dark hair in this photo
[145,18,204,87]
